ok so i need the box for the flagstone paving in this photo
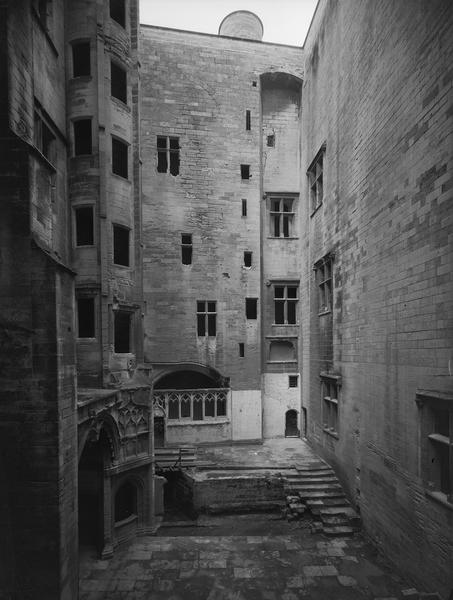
[79,514,413,600]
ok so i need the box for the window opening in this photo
[270,197,294,238]
[112,138,128,178]
[308,145,325,213]
[315,255,333,313]
[269,340,295,362]
[197,301,216,337]
[75,206,94,246]
[245,298,258,320]
[113,225,130,266]
[246,110,251,131]
[267,134,275,147]
[322,378,339,435]
[77,297,95,338]
[242,199,247,217]
[111,61,127,104]
[157,136,180,175]
[72,42,90,77]
[243,251,252,268]
[239,343,245,357]
[289,375,298,388]
[241,164,250,180]
[110,0,125,27]
[73,119,92,156]
[114,310,131,353]
[34,111,56,164]
[181,233,192,265]
[114,482,137,522]
[274,285,298,324]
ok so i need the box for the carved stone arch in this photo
[78,411,121,464]
[153,362,229,389]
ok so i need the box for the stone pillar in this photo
[101,473,113,559]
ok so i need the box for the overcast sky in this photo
[140,0,319,47]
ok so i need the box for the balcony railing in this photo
[153,388,229,422]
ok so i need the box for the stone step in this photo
[298,490,347,500]
[323,525,356,537]
[320,514,354,527]
[295,465,332,473]
[286,479,339,488]
[291,483,343,493]
[286,475,337,483]
[319,506,359,518]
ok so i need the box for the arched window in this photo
[114,481,137,522]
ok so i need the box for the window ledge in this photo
[77,337,97,342]
[111,173,131,183]
[111,96,131,112]
[167,418,230,427]
[267,236,299,240]
[323,427,339,439]
[70,75,92,83]
[318,309,331,316]
[426,490,453,511]
[272,323,299,327]
[310,203,322,218]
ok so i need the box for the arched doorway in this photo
[285,410,299,437]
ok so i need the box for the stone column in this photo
[101,473,113,559]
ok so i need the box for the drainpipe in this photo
[147,380,155,531]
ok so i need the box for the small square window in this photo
[267,134,275,147]
[72,42,90,77]
[241,164,250,180]
[113,224,130,266]
[245,298,258,320]
[110,0,125,27]
[112,138,128,178]
[73,119,92,156]
[289,375,298,388]
[75,206,94,246]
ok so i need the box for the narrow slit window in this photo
[73,119,92,156]
[242,199,247,217]
[75,206,94,246]
[197,301,216,337]
[114,310,131,353]
[113,225,130,266]
[239,343,245,357]
[246,110,251,131]
[72,42,90,77]
[181,233,193,265]
[244,251,252,267]
[110,0,125,27]
[241,164,250,180]
[112,138,128,179]
[77,297,95,338]
[111,61,127,104]
[245,298,258,320]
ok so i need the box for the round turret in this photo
[218,11,264,41]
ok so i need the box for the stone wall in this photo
[301,0,453,594]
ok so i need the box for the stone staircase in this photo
[284,461,361,536]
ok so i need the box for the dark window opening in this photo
[157,136,180,175]
[72,42,90,77]
[110,0,125,27]
[35,0,51,29]
[242,199,247,217]
[114,310,131,353]
[270,197,294,238]
[315,256,333,313]
[73,119,92,156]
[322,379,339,434]
[252,81,257,87]
[239,343,245,357]
[114,482,137,522]
[241,164,250,180]
[308,145,325,213]
[168,399,179,419]
[246,110,251,131]
[75,206,94,246]
[34,112,56,163]
[246,298,258,320]
[244,251,252,268]
[267,134,275,147]
[197,301,216,337]
[274,285,298,324]
[289,375,298,388]
[112,138,128,178]
[111,61,127,104]
[181,233,192,265]
[113,225,130,266]
[77,297,95,338]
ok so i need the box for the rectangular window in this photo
[72,42,90,77]
[113,225,130,266]
[289,375,298,388]
[77,297,95,338]
[114,310,131,353]
[110,0,125,27]
[157,136,179,175]
[112,138,128,178]
[246,110,251,131]
[197,301,216,337]
[245,298,258,319]
[322,378,339,435]
[315,255,333,314]
[267,134,275,147]
[34,111,56,164]
[274,285,298,324]
[73,119,92,156]
[242,199,247,217]
[270,197,294,238]
[111,61,127,104]
[308,145,325,213]
[243,251,252,268]
[239,343,245,357]
[181,233,192,265]
[241,164,250,180]
[75,206,94,246]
